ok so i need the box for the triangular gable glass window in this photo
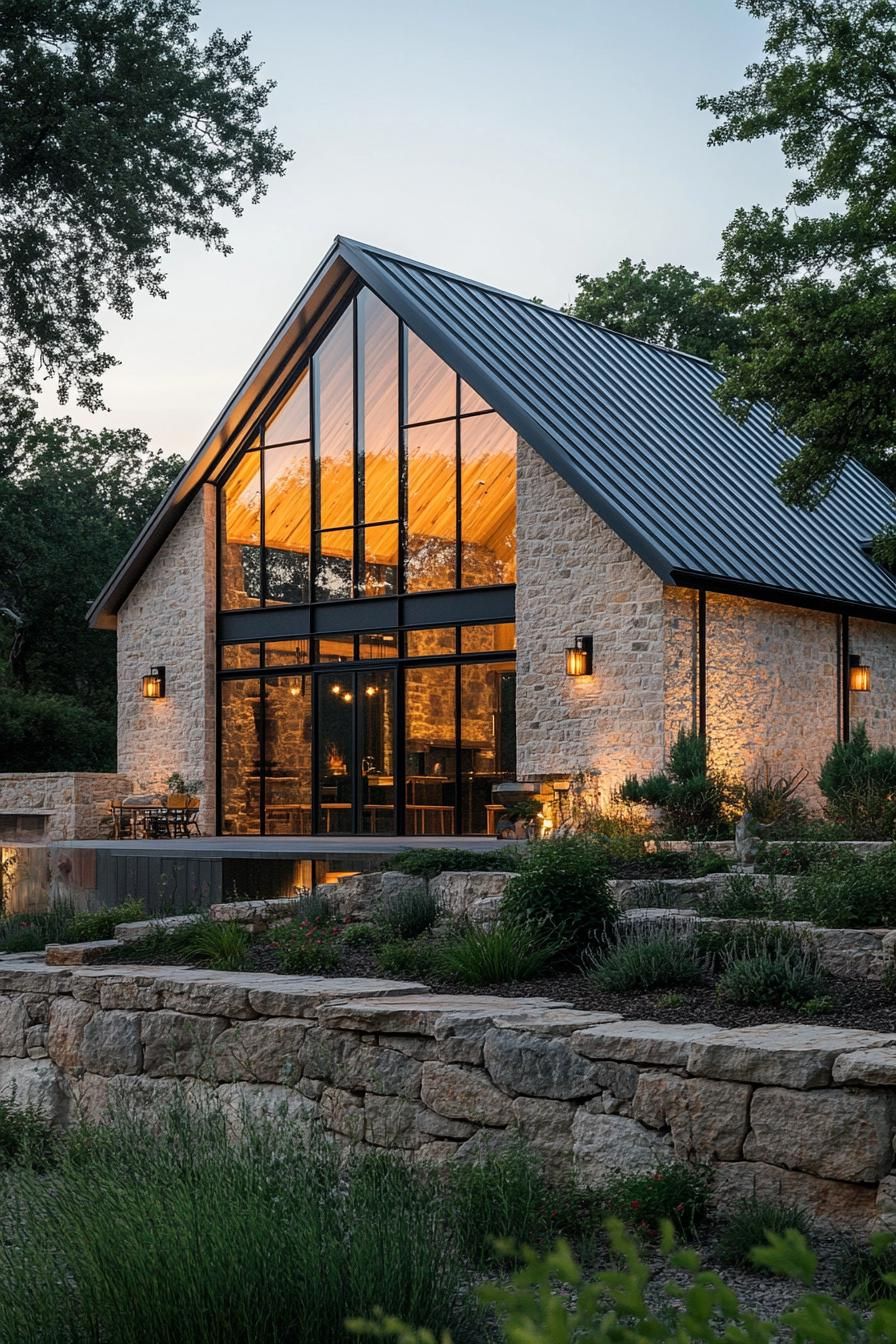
[219,287,516,610]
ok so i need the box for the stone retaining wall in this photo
[3,959,896,1232]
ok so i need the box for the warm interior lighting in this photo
[365,684,378,697]
[850,655,871,692]
[565,636,593,677]
[142,666,166,699]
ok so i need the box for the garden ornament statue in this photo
[734,810,771,869]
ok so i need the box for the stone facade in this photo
[515,439,666,800]
[116,488,216,832]
[0,774,132,842]
[2,957,895,1230]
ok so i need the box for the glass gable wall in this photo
[217,286,517,836]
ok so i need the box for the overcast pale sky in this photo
[40,0,789,461]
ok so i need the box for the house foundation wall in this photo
[116,488,217,832]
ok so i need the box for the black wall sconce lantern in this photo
[849,654,871,692]
[142,666,166,699]
[565,635,593,677]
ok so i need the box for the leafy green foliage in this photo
[384,847,522,880]
[0,415,183,765]
[699,1,896,511]
[694,873,791,920]
[818,723,896,838]
[791,843,896,927]
[566,258,748,361]
[374,884,439,941]
[617,729,738,837]
[340,922,380,948]
[435,923,560,985]
[716,1197,814,1270]
[374,938,437,980]
[266,917,342,974]
[598,1163,712,1239]
[757,841,837,876]
[687,846,731,877]
[0,1098,58,1172]
[67,900,143,943]
[584,921,704,993]
[693,918,802,972]
[0,1,291,410]
[501,837,617,953]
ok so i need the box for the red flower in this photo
[630,1198,640,1209]
[675,1202,685,1213]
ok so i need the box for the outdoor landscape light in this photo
[565,636,593,677]
[141,666,166,699]
[850,654,871,692]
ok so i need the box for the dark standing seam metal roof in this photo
[88,235,896,626]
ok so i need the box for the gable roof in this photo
[89,235,896,628]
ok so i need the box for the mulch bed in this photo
[100,938,896,1034]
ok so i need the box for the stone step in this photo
[45,939,123,966]
[114,914,202,944]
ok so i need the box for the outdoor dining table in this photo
[109,799,200,839]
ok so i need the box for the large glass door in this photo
[315,668,396,834]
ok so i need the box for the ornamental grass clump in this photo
[501,836,617,955]
[584,919,704,993]
[435,922,561,986]
[716,931,824,1009]
[716,1197,814,1270]
[374,883,439,941]
[181,917,250,971]
[0,1100,478,1344]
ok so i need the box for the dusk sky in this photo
[41,0,789,461]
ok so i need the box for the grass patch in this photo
[0,899,145,954]
[0,1099,480,1344]
[836,1234,896,1304]
[716,1197,814,1269]
[435,922,560,985]
[0,1097,58,1171]
[584,919,704,993]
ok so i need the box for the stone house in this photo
[87,237,896,837]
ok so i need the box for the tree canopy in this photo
[0,0,291,409]
[697,0,896,514]
[566,258,749,362]
[0,410,183,769]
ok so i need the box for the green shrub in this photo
[501,836,617,953]
[292,889,334,925]
[693,872,790,920]
[0,686,116,772]
[757,840,835,875]
[182,918,250,971]
[374,937,437,979]
[354,1225,893,1344]
[0,1102,477,1344]
[0,903,77,953]
[584,920,703,993]
[385,847,522,881]
[0,1098,58,1171]
[687,846,730,877]
[836,1233,896,1303]
[68,899,144,943]
[267,917,342,974]
[340,922,380,947]
[435,923,559,985]
[616,728,738,837]
[598,1162,711,1237]
[790,845,896,927]
[375,884,439,941]
[717,940,824,1009]
[716,1197,814,1269]
[693,918,802,971]
[819,722,896,838]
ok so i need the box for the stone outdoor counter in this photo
[3,958,896,1233]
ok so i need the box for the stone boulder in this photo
[572,1110,673,1187]
[323,871,425,923]
[429,871,515,924]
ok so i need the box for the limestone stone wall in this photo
[515,440,666,801]
[116,488,217,832]
[0,774,132,842]
[2,959,895,1231]
[849,617,896,747]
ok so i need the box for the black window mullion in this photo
[454,661,461,837]
[259,677,267,836]
[396,662,406,836]
[353,297,362,598]
[259,431,267,607]
[310,344,320,603]
[455,374,462,591]
[398,320,408,596]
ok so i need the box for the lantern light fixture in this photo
[850,654,871,692]
[141,666,166,700]
[565,635,593,677]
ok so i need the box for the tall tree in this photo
[566,257,749,362]
[698,0,896,524]
[0,0,291,409]
[0,412,183,713]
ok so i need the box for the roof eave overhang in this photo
[88,243,358,628]
[670,568,896,624]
